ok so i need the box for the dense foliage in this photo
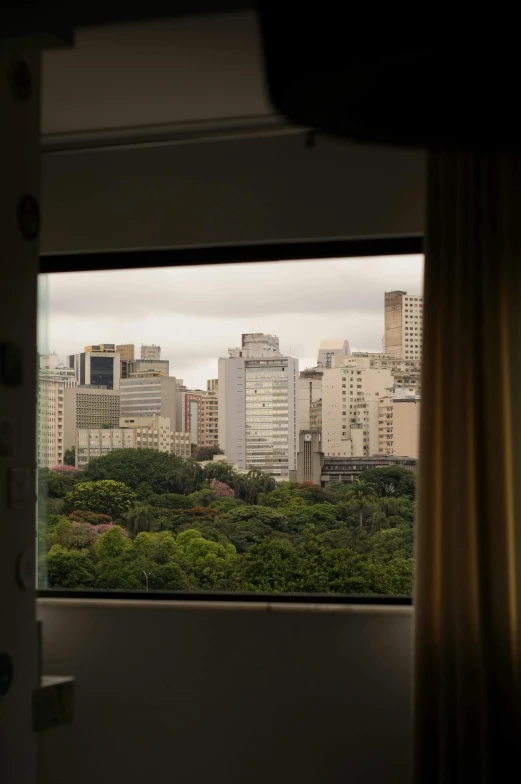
[38,449,415,595]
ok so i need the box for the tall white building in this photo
[218,333,298,478]
[37,377,65,467]
[317,339,351,368]
[378,398,420,458]
[321,355,394,457]
[384,291,423,360]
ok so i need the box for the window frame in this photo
[38,234,422,605]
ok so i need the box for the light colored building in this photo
[384,291,423,360]
[182,392,202,446]
[117,344,135,379]
[141,344,161,360]
[350,352,421,394]
[218,333,298,478]
[39,354,77,387]
[37,376,65,467]
[378,398,420,458]
[200,381,219,447]
[75,415,191,468]
[63,386,121,450]
[298,368,323,430]
[317,339,351,368]
[321,355,394,457]
[120,375,178,428]
[67,346,121,390]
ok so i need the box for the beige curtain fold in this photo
[414,152,521,782]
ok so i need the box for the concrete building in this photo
[141,344,161,360]
[63,386,121,450]
[200,381,219,447]
[182,391,202,446]
[378,398,420,458]
[351,352,421,394]
[39,353,77,387]
[291,433,417,485]
[67,345,121,390]
[120,375,178,428]
[218,333,298,478]
[299,368,323,430]
[384,291,423,360]
[75,415,191,468]
[317,339,351,368]
[37,376,65,467]
[117,344,135,379]
[321,355,394,457]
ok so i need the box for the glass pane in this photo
[37,254,423,596]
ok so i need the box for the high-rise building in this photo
[317,339,351,368]
[218,333,298,478]
[384,291,423,360]
[76,415,191,468]
[67,345,121,390]
[39,354,77,387]
[351,352,421,394]
[117,344,135,379]
[321,355,393,457]
[200,381,219,448]
[37,376,65,467]
[63,386,121,450]
[120,375,178,429]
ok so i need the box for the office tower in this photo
[37,377,65,467]
[63,387,120,450]
[76,415,191,468]
[218,333,298,478]
[317,339,351,368]
[321,355,394,457]
[67,345,121,390]
[120,375,178,428]
[299,368,323,431]
[384,291,423,359]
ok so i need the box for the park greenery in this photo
[38,450,415,595]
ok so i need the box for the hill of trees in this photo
[38,450,415,595]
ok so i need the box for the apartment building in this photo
[200,380,219,447]
[321,355,393,457]
[218,333,298,477]
[384,291,423,360]
[378,398,420,458]
[120,375,178,429]
[37,376,65,467]
[76,415,191,468]
[351,352,421,394]
[63,386,120,450]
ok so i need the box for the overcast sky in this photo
[40,255,423,390]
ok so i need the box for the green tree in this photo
[63,480,136,519]
[95,525,131,559]
[192,445,224,461]
[175,529,237,589]
[46,545,96,589]
[83,449,186,494]
[124,504,157,536]
[47,469,81,499]
[345,480,377,527]
[63,447,76,467]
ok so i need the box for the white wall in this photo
[37,600,413,784]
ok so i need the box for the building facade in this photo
[298,368,323,431]
[378,398,420,458]
[67,346,121,390]
[384,291,423,360]
[37,376,65,467]
[76,415,191,468]
[200,381,219,447]
[39,354,77,387]
[140,344,161,360]
[120,375,178,428]
[63,386,121,450]
[218,334,298,477]
[317,339,351,368]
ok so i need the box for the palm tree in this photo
[125,505,155,536]
[345,479,377,528]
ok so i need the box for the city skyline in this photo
[41,255,423,389]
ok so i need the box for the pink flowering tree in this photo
[210,479,235,498]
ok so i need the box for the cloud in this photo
[42,255,423,389]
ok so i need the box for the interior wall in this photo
[37,600,413,784]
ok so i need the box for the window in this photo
[37,247,422,599]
